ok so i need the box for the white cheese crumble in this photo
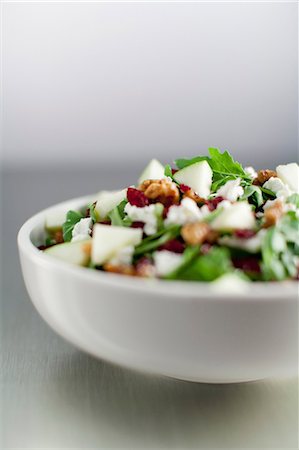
[244,166,257,180]
[211,273,249,294]
[124,203,162,235]
[219,229,267,253]
[71,217,92,242]
[109,245,134,266]
[263,177,292,200]
[165,197,209,226]
[216,178,244,202]
[153,250,183,277]
[263,197,297,215]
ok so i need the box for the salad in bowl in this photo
[40,148,299,284]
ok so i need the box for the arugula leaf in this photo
[88,202,98,223]
[287,193,299,208]
[134,225,181,256]
[164,246,200,279]
[62,210,84,242]
[108,200,132,227]
[175,156,208,170]
[241,185,264,208]
[164,164,173,178]
[175,247,233,281]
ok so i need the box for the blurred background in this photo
[1,2,298,449]
[1,1,298,171]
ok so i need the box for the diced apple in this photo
[173,161,213,198]
[95,189,127,220]
[211,202,255,231]
[276,163,299,193]
[138,159,165,184]
[45,240,91,266]
[91,224,142,265]
[45,210,67,232]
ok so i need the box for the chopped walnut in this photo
[139,178,180,205]
[253,169,277,186]
[183,189,205,204]
[54,230,64,244]
[263,201,284,228]
[181,222,211,245]
[103,263,136,276]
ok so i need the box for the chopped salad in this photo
[40,148,299,282]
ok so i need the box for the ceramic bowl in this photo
[18,195,298,383]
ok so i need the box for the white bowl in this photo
[18,195,298,383]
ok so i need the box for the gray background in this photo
[1,1,298,169]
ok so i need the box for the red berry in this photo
[232,257,261,273]
[234,229,256,239]
[206,196,224,211]
[158,239,185,254]
[127,187,149,207]
[131,221,145,229]
[179,184,191,193]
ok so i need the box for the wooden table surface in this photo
[1,168,298,449]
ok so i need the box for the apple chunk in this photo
[45,210,67,233]
[91,224,142,265]
[173,161,212,198]
[95,189,127,220]
[138,159,165,184]
[276,163,299,193]
[211,202,255,231]
[45,240,91,266]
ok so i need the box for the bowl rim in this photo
[17,194,298,301]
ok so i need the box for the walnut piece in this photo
[181,222,212,245]
[182,189,205,204]
[263,201,284,228]
[254,169,277,186]
[139,178,180,205]
[103,263,136,276]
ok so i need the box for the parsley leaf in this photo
[62,210,84,242]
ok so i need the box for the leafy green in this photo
[287,193,299,208]
[260,186,276,199]
[134,225,181,256]
[261,212,299,280]
[45,236,56,246]
[175,148,251,192]
[165,246,200,279]
[88,202,98,223]
[62,210,84,242]
[164,164,173,178]
[241,185,264,208]
[108,200,132,227]
[171,247,233,281]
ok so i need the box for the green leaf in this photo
[88,202,98,223]
[287,193,299,208]
[164,164,173,178]
[108,200,132,227]
[174,247,233,282]
[208,148,251,191]
[241,185,264,208]
[175,156,209,170]
[134,225,181,256]
[164,246,200,280]
[62,210,84,242]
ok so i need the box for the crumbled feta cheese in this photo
[71,217,92,242]
[219,229,267,253]
[216,178,244,202]
[215,199,232,210]
[244,166,257,180]
[124,203,161,235]
[109,245,134,266]
[153,250,183,276]
[165,197,209,226]
[263,177,292,200]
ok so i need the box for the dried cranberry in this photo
[234,229,256,239]
[179,184,191,193]
[171,168,178,175]
[163,205,171,218]
[127,187,149,207]
[99,220,111,225]
[159,239,185,254]
[233,257,261,273]
[206,196,224,211]
[131,221,145,229]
